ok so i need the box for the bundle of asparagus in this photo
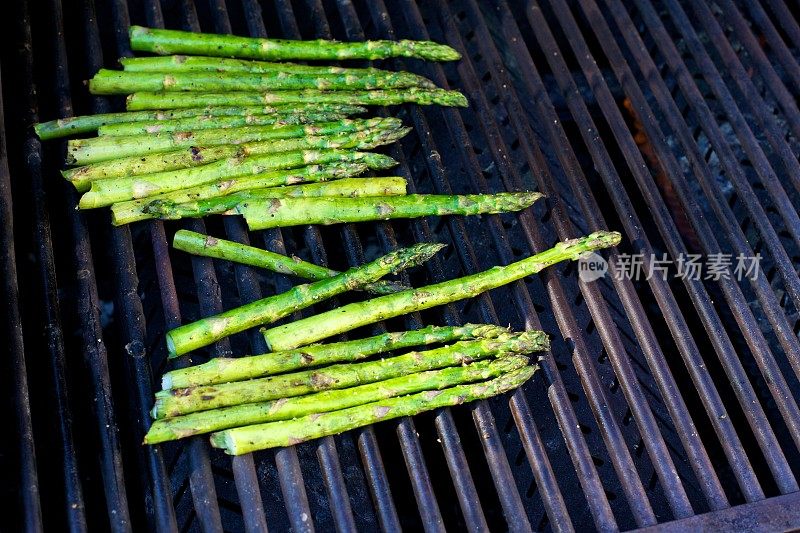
[141,229,620,452]
[31,26,476,226]
[145,326,547,450]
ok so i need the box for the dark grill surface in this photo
[2,0,800,531]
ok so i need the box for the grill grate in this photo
[3,0,800,531]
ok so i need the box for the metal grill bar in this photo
[0,56,45,533]
[763,0,800,52]
[15,0,129,530]
[739,0,800,94]
[715,0,800,144]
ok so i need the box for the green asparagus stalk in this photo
[146,356,527,443]
[112,177,407,225]
[34,104,366,140]
[165,242,445,358]
[162,322,511,389]
[97,111,350,136]
[67,117,400,164]
[169,229,409,298]
[64,130,401,189]
[239,192,544,230]
[89,69,436,95]
[109,162,373,225]
[129,25,461,62]
[153,331,547,418]
[140,177,408,221]
[263,231,622,350]
[79,147,405,209]
[126,88,468,110]
[209,366,537,454]
[121,55,434,79]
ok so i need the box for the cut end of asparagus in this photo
[33,122,47,139]
[166,334,178,359]
[209,431,231,451]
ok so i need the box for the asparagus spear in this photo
[67,117,400,164]
[146,356,527,443]
[33,104,366,140]
[209,366,537,455]
[165,242,445,358]
[79,146,405,209]
[64,130,400,188]
[97,111,350,136]
[129,25,461,62]
[90,69,436,94]
[109,162,372,225]
[239,192,544,230]
[153,332,547,418]
[263,231,622,350]
[169,228,406,298]
[162,322,511,388]
[112,177,407,225]
[140,177,408,221]
[121,55,433,78]
[126,88,468,110]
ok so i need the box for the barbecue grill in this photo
[2,0,800,530]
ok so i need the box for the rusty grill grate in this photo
[2,0,800,531]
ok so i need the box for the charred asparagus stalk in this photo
[64,130,401,188]
[129,25,461,61]
[169,230,409,299]
[79,147,405,209]
[121,55,431,77]
[97,111,351,136]
[67,117,400,164]
[162,322,511,388]
[165,243,445,358]
[262,231,623,350]
[109,161,377,225]
[33,103,366,140]
[138,177,408,222]
[145,356,528,443]
[209,366,537,454]
[89,68,436,94]
[112,177,407,225]
[126,88,468,110]
[239,192,544,230]
[154,331,547,418]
